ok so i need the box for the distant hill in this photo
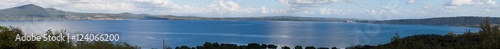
[366,16,500,27]
[8,4,496,27]
[157,16,359,22]
[0,4,356,22]
[0,4,165,20]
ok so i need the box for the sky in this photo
[0,0,499,20]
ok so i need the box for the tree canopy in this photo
[0,26,139,49]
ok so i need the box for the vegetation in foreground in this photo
[154,42,338,49]
[0,26,140,49]
[347,18,500,49]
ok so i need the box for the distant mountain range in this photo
[0,4,357,22]
[158,16,359,21]
[1,4,499,27]
[0,4,167,20]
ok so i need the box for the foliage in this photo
[0,26,37,49]
[168,42,337,49]
[281,46,290,49]
[0,26,139,49]
[348,18,500,49]
[295,46,303,49]
[305,46,316,49]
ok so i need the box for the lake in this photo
[0,20,479,48]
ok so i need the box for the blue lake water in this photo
[0,20,479,48]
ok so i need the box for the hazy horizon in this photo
[1,0,499,20]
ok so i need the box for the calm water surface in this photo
[0,20,479,48]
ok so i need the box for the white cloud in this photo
[320,8,333,14]
[140,0,287,15]
[486,0,496,5]
[407,0,415,4]
[445,0,482,6]
[422,4,433,9]
[261,6,268,14]
[484,5,500,12]
[0,0,367,17]
[440,0,499,15]
[1,0,499,19]
[68,2,139,12]
[0,0,283,16]
[444,6,458,9]
[445,0,496,6]
[277,0,357,14]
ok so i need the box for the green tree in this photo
[331,47,338,49]
[445,32,456,37]
[294,46,303,49]
[175,45,190,49]
[0,26,38,49]
[391,31,400,41]
[267,44,277,49]
[318,47,328,49]
[281,46,290,49]
[247,43,261,49]
[305,46,315,49]
[478,17,500,49]
[261,44,267,49]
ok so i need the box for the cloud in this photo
[422,4,433,9]
[69,2,139,12]
[445,0,482,6]
[407,0,415,4]
[444,0,496,6]
[320,8,333,14]
[1,0,499,19]
[485,0,496,5]
[484,5,500,12]
[320,8,347,15]
[139,0,286,15]
[0,0,144,13]
[277,0,357,14]
[0,0,286,16]
[260,6,268,14]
